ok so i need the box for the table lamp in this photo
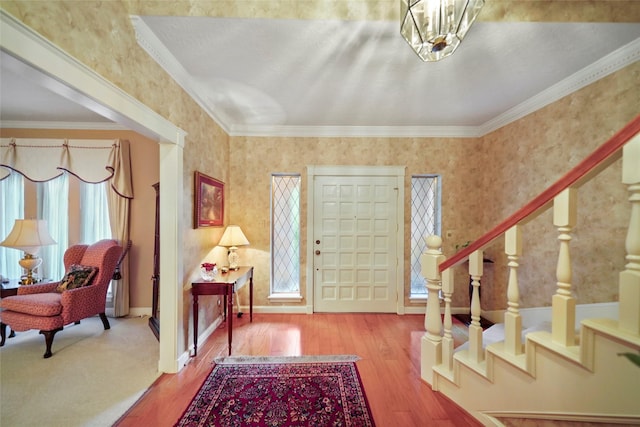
[218,225,249,270]
[0,219,56,284]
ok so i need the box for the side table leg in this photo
[227,290,233,355]
[193,295,199,357]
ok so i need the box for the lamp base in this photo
[18,254,42,285]
[20,276,39,285]
[228,246,240,270]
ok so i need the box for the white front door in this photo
[311,168,403,313]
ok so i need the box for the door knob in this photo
[315,250,321,255]
[315,240,320,244]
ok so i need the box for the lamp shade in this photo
[218,225,249,248]
[0,219,56,254]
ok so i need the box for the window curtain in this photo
[81,181,111,244]
[0,138,133,316]
[105,139,133,317]
[0,171,24,279]
[37,174,69,280]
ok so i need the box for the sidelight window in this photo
[410,175,441,298]
[270,174,301,297]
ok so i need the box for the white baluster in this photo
[504,225,523,355]
[619,133,640,335]
[552,188,577,346]
[468,249,484,363]
[420,235,444,384]
[441,267,455,371]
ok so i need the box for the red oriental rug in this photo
[175,355,375,427]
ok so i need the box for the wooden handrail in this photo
[440,113,640,272]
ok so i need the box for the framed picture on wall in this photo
[194,171,224,228]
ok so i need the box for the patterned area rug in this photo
[175,355,375,427]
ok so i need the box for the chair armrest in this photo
[60,284,108,322]
[17,282,60,295]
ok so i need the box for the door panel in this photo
[313,175,398,312]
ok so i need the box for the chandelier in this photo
[400,0,485,62]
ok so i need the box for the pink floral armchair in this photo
[0,239,122,358]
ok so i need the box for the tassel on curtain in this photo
[0,138,134,317]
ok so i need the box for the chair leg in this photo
[0,323,6,346]
[99,313,110,330]
[40,328,63,358]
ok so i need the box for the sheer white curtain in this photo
[80,181,111,244]
[37,174,69,281]
[0,172,24,279]
[80,180,115,305]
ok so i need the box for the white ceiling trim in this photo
[227,124,481,138]
[131,15,640,139]
[0,120,128,131]
[130,15,232,135]
[479,37,640,136]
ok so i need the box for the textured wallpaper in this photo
[1,1,637,349]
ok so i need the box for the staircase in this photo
[420,115,640,426]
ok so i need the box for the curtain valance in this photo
[0,138,133,199]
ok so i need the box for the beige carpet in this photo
[0,315,160,427]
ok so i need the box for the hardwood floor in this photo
[115,313,481,427]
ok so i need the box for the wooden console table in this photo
[191,266,253,357]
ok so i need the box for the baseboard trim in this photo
[129,307,152,317]
[485,410,640,425]
[238,305,472,315]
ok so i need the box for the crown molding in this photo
[479,37,640,136]
[132,15,639,139]
[0,120,128,131]
[227,124,483,138]
[130,15,232,135]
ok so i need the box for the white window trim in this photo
[268,293,303,303]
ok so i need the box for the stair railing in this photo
[421,114,640,385]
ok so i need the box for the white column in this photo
[159,140,184,373]
[552,188,577,346]
[420,235,444,384]
[619,133,640,334]
[504,225,523,355]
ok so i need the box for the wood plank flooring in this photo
[115,313,481,427]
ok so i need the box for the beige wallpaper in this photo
[1,1,637,356]
[125,0,640,22]
[228,136,487,309]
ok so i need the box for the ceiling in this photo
[1,14,639,138]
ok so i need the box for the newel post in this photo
[619,133,640,335]
[420,235,444,385]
